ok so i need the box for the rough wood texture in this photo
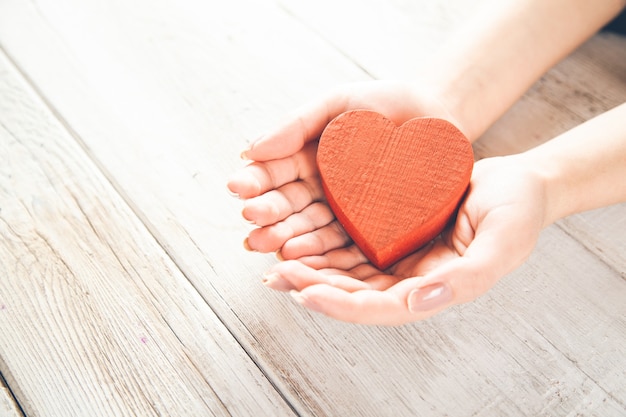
[0,50,294,417]
[0,0,625,415]
[318,111,473,268]
[0,375,22,417]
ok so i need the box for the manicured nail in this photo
[262,271,276,282]
[263,272,293,291]
[408,283,452,313]
[243,238,255,252]
[290,290,324,313]
[240,135,264,160]
[241,209,256,225]
[262,272,280,285]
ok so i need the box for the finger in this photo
[228,142,318,199]
[242,177,324,226]
[291,284,422,326]
[246,203,334,252]
[263,260,372,293]
[388,240,439,278]
[407,214,538,312]
[242,95,346,161]
[278,257,400,292]
[362,274,405,291]
[296,244,369,270]
[346,263,403,290]
[447,204,475,256]
[280,221,351,259]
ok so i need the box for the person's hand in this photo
[227,80,546,325]
[259,155,549,325]
[227,80,461,255]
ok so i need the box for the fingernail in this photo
[262,272,277,284]
[290,290,324,313]
[263,272,294,291]
[275,250,284,261]
[227,189,240,199]
[240,135,264,160]
[243,238,255,252]
[241,209,256,225]
[408,283,453,313]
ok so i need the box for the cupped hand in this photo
[227,81,549,325]
[260,155,549,325]
[227,80,457,255]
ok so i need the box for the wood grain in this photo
[318,111,473,269]
[0,0,624,416]
[0,375,22,417]
[0,50,294,417]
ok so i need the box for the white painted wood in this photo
[0,0,625,416]
[557,205,626,278]
[0,51,294,416]
[278,0,489,80]
[0,378,22,417]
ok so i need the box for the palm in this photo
[228,83,548,324]
[229,81,452,258]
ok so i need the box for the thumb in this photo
[242,95,346,161]
[406,230,518,313]
[406,257,485,314]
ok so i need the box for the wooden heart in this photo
[317,110,473,270]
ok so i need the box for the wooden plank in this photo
[0,0,369,415]
[0,51,294,416]
[1,0,625,416]
[278,0,486,79]
[557,206,626,278]
[0,374,23,417]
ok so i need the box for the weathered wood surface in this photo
[0,0,624,416]
[0,373,22,417]
[0,51,294,416]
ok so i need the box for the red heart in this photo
[317,110,473,270]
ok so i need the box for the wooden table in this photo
[1,1,625,416]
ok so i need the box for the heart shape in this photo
[317,110,473,270]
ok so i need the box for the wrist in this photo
[416,61,511,143]
[513,151,566,228]
[406,78,483,143]
[515,103,626,225]
[429,78,490,143]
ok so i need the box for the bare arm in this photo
[425,0,626,140]
[519,103,626,224]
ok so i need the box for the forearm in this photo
[423,0,626,141]
[520,103,626,225]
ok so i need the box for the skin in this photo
[227,0,626,325]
